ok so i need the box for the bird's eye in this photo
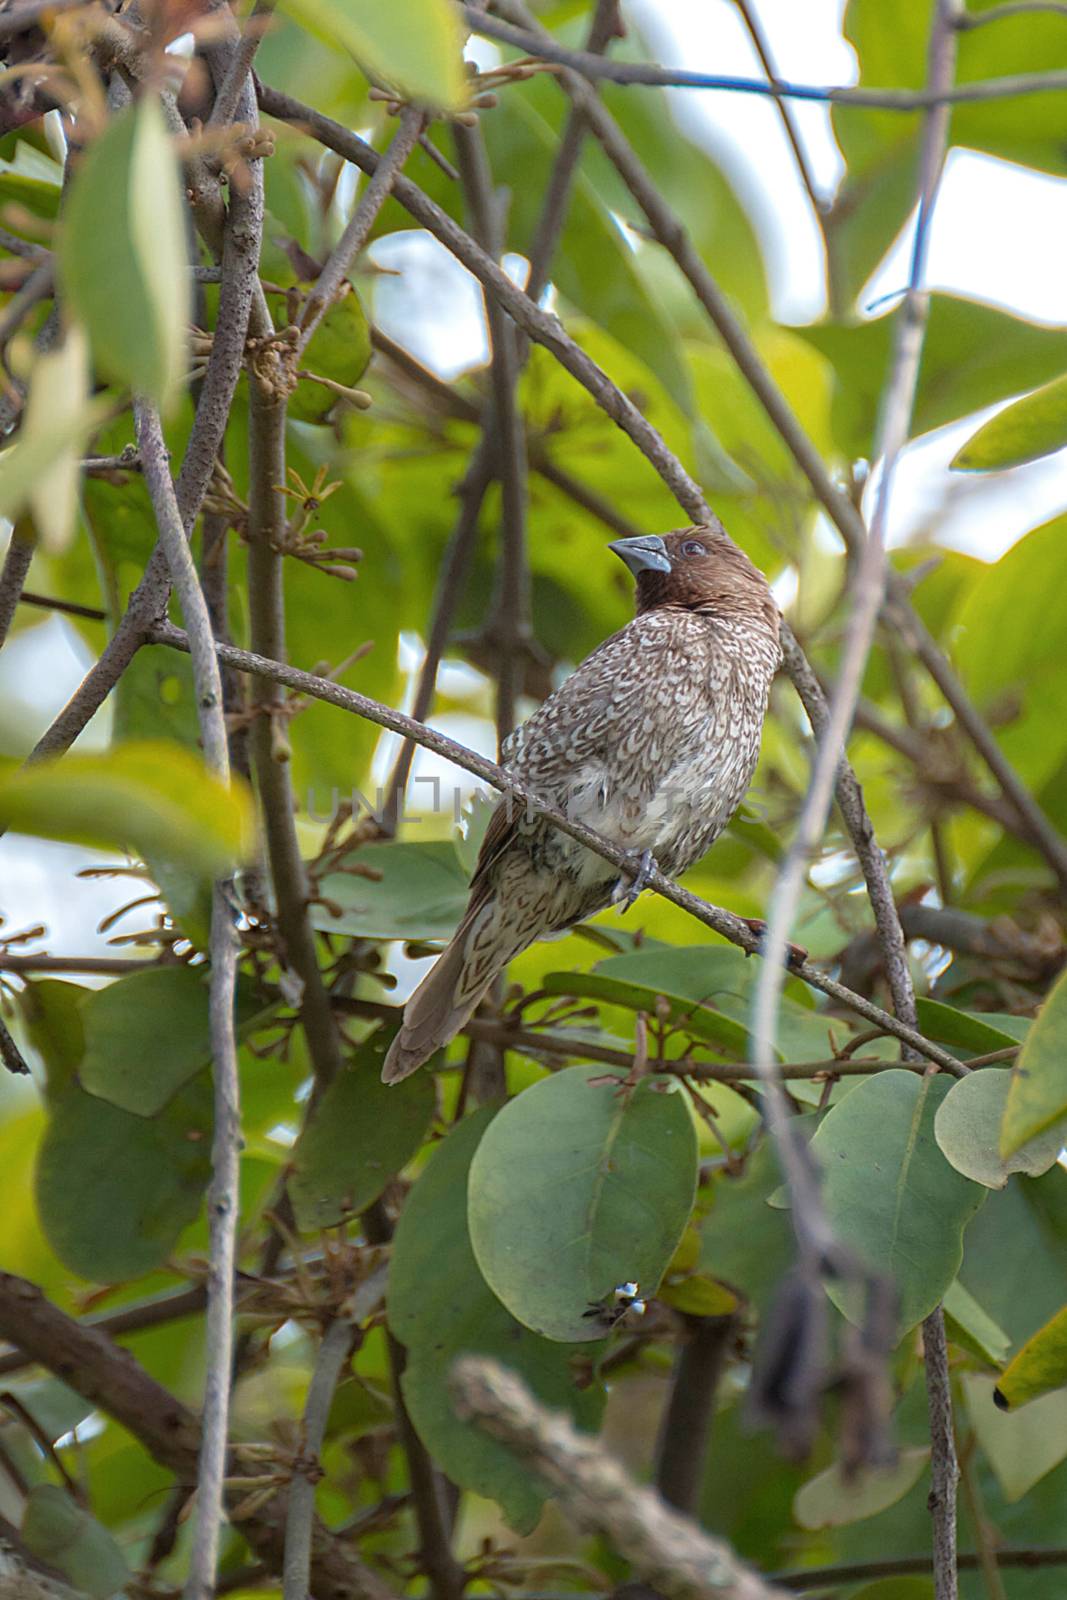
[681,539,706,557]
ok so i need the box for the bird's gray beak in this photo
[609,535,671,576]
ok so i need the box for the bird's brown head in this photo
[609,525,779,633]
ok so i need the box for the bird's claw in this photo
[612,848,656,912]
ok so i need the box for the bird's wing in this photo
[471,612,708,887]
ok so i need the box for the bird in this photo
[381,525,782,1084]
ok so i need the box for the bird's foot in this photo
[740,916,808,969]
[612,848,657,912]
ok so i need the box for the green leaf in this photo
[698,1131,801,1318]
[1002,966,1067,1157]
[468,1065,698,1343]
[943,1279,1011,1369]
[35,1075,212,1281]
[951,513,1067,804]
[995,1304,1067,1409]
[313,839,471,941]
[915,999,1025,1057]
[389,1106,604,1533]
[59,96,190,407]
[274,0,467,108]
[542,968,749,1059]
[0,740,255,878]
[793,1448,929,1530]
[80,967,272,1117]
[289,1032,435,1230]
[936,1069,1065,1190]
[0,328,99,552]
[952,370,1067,471]
[963,1372,1067,1501]
[957,1167,1067,1350]
[812,1070,987,1332]
[290,287,372,422]
[21,1484,130,1598]
[801,296,1067,458]
[545,946,831,1064]
[19,979,86,1100]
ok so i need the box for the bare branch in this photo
[282,1319,357,1600]
[207,0,274,129]
[245,372,346,1092]
[297,107,423,354]
[451,1356,788,1600]
[924,1304,961,1600]
[0,526,33,650]
[462,6,1067,109]
[772,1551,1067,1589]
[453,122,530,745]
[135,402,241,1600]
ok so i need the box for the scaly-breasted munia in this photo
[382,526,781,1083]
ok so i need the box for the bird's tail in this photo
[381,897,526,1083]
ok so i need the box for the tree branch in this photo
[134,401,241,1600]
[245,357,346,1093]
[0,524,33,650]
[451,1357,787,1600]
[773,1550,1067,1589]
[461,7,1067,109]
[297,106,423,354]
[453,121,530,745]
[282,1318,357,1600]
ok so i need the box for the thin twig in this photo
[924,1304,960,1600]
[207,0,273,129]
[0,526,33,650]
[282,1319,357,1600]
[453,122,530,745]
[245,372,346,1092]
[297,107,423,353]
[773,1551,1067,1589]
[462,7,1067,109]
[150,617,965,1073]
[134,403,240,1600]
[0,257,54,349]
[732,0,824,215]
[451,1357,787,1600]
